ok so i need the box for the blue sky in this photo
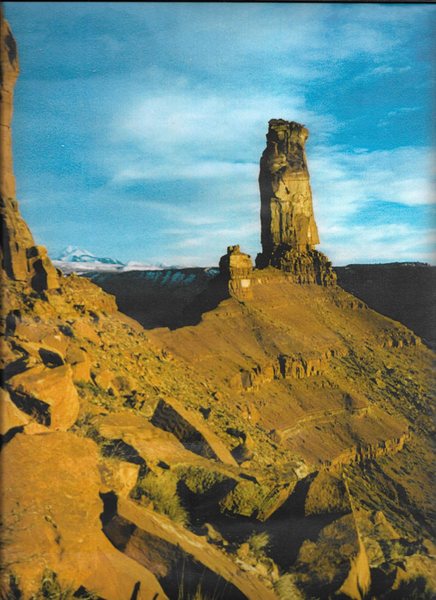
[4,2,435,266]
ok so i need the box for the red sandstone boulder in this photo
[7,364,79,430]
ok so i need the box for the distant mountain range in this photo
[53,246,167,274]
[56,245,125,265]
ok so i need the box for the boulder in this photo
[291,512,371,600]
[11,339,64,368]
[7,364,79,430]
[231,433,256,464]
[40,332,69,356]
[151,397,237,465]
[94,369,116,393]
[0,388,29,438]
[0,432,167,599]
[94,412,231,472]
[65,345,91,382]
[220,479,295,521]
[304,471,351,516]
[27,245,59,292]
[104,496,277,600]
[72,318,101,344]
[99,460,141,498]
[0,341,29,379]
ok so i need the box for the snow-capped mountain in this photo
[56,245,124,265]
[53,246,166,274]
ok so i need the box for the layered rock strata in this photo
[256,119,336,285]
[219,244,253,300]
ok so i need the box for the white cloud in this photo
[311,145,435,228]
[323,223,436,265]
[107,90,338,187]
[386,106,420,118]
[7,1,434,266]
[114,160,258,183]
[367,65,411,77]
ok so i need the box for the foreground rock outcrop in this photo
[0,14,58,292]
[1,433,167,600]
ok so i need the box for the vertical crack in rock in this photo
[256,119,336,285]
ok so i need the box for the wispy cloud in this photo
[107,91,338,187]
[386,106,420,118]
[368,65,412,75]
[324,223,436,265]
[5,2,435,266]
[311,145,435,227]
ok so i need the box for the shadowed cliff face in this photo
[85,267,229,329]
[336,263,436,349]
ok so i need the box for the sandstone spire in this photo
[259,119,319,254]
[256,119,336,285]
[0,13,58,290]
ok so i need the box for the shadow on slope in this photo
[85,263,436,343]
[336,263,436,348]
[85,268,229,330]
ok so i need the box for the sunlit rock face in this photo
[0,14,58,290]
[259,119,319,253]
[256,119,336,285]
[219,245,253,301]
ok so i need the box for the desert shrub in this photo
[219,480,277,519]
[246,531,270,559]
[132,470,188,525]
[73,414,101,442]
[30,570,75,600]
[28,570,98,600]
[74,382,112,410]
[32,571,64,599]
[74,381,101,398]
[178,583,211,600]
[178,466,227,494]
[273,573,305,600]
[1,574,22,600]
[100,438,143,464]
[73,417,142,464]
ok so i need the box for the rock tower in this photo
[256,119,336,285]
[219,245,253,301]
[0,13,58,292]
